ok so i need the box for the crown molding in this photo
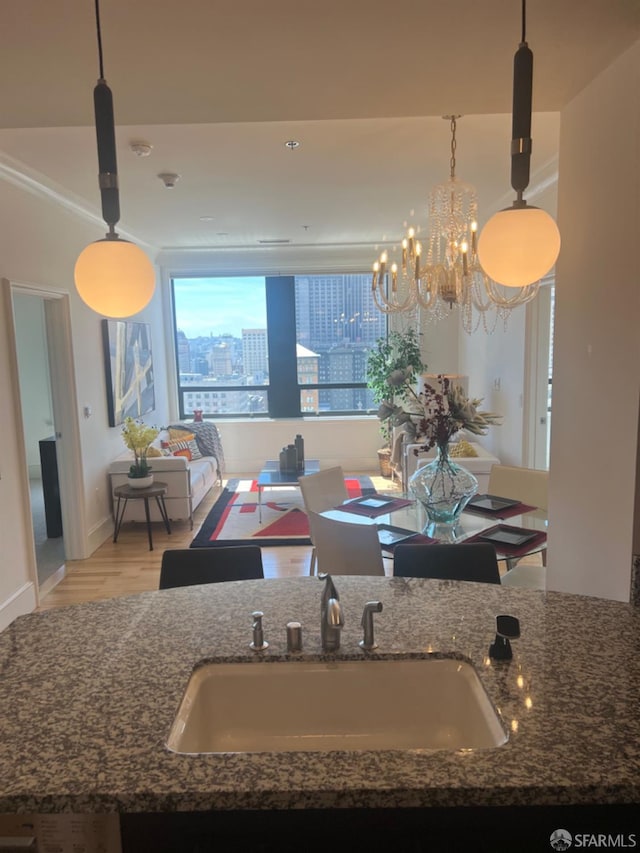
[0,150,157,253]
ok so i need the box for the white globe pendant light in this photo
[75,238,156,318]
[74,0,155,317]
[478,206,560,288]
[478,0,560,288]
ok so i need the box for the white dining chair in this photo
[299,467,349,575]
[487,464,548,512]
[487,464,549,569]
[307,510,385,576]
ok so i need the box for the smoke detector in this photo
[129,140,153,157]
[158,172,180,189]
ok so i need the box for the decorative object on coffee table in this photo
[279,434,305,474]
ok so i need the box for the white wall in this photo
[457,304,528,466]
[219,417,382,475]
[13,293,55,472]
[547,41,640,601]
[0,179,169,626]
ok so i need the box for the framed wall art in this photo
[102,320,155,427]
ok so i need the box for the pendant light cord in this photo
[95,0,105,80]
[521,0,527,45]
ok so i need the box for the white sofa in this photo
[108,421,224,527]
[109,452,219,527]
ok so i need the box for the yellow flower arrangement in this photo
[121,417,159,478]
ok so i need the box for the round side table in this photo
[113,481,171,551]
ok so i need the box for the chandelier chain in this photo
[449,116,457,180]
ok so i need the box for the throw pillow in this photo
[172,448,192,461]
[167,437,202,460]
[449,439,478,458]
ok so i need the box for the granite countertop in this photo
[0,576,639,814]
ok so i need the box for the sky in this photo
[173,277,267,338]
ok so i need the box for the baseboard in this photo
[88,515,115,556]
[0,582,37,631]
[38,563,67,597]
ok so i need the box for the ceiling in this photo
[0,0,637,258]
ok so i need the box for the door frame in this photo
[523,277,554,470]
[3,279,87,600]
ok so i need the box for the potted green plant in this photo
[121,417,160,488]
[366,328,426,476]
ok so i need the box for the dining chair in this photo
[299,467,349,575]
[159,546,264,589]
[307,510,385,576]
[393,543,501,584]
[487,464,548,512]
[487,464,549,569]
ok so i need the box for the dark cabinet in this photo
[38,436,62,538]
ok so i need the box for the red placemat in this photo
[464,501,537,520]
[336,495,415,518]
[464,525,547,557]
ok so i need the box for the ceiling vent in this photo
[258,239,291,244]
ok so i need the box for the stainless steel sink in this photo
[167,658,507,754]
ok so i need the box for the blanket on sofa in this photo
[169,421,224,479]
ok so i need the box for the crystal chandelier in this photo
[371,116,540,333]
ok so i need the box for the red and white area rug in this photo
[190,476,374,548]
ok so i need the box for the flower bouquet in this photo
[121,417,159,483]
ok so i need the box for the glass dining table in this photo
[320,496,548,568]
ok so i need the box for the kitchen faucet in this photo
[319,573,344,652]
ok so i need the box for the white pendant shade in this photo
[477,206,561,288]
[74,238,156,317]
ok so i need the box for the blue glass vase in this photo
[409,444,478,541]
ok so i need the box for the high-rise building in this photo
[242,329,268,378]
[296,343,320,412]
[208,342,233,376]
[295,274,385,352]
[176,330,191,373]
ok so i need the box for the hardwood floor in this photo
[37,473,399,610]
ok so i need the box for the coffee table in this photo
[256,460,320,522]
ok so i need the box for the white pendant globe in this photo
[478,206,561,288]
[74,238,156,317]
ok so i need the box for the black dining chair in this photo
[393,543,501,584]
[159,546,264,589]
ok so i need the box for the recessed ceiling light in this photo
[284,140,300,150]
[199,216,215,222]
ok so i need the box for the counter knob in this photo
[489,614,520,660]
[250,610,269,651]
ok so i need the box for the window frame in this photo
[171,272,385,420]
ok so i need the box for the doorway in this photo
[13,291,65,590]
[6,279,87,601]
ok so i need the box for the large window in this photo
[172,273,385,418]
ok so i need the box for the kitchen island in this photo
[0,576,638,851]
